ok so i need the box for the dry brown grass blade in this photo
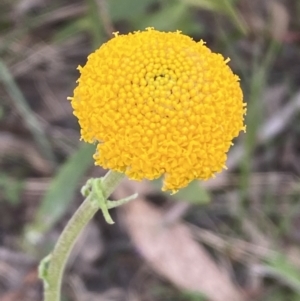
[116,181,245,301]
[97,0,115,37]
[203,171,294,192]
[188,225,276,264]
[0,132,52,175]
[268,1,289,41]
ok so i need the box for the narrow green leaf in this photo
[181,0,248,35]
[87,0,105,47]
[25,143,95,242]
[264,254,300,294]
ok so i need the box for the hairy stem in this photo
[42,170,125,301]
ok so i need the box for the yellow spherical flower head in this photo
[70,28,246,192]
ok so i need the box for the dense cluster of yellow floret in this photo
[70,28,246,192]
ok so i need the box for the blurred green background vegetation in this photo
[1,0,300,300]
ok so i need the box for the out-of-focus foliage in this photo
[1,0,300,300]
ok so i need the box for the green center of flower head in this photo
[70,28,246,192]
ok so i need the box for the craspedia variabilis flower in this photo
[70,28,246,192]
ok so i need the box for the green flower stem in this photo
[42,170,125,301]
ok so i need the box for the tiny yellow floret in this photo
[70,28,246,192]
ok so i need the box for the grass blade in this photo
[0,59,56,165]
